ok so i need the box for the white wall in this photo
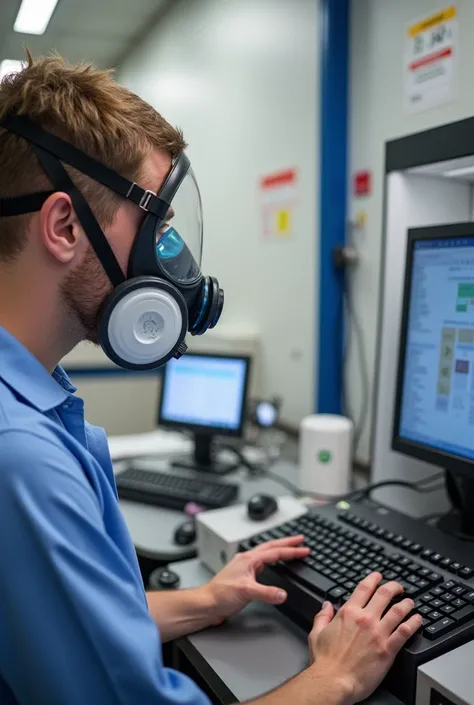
[117,0,319,425]
[349,0,474,464]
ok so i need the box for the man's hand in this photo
[307,572,423,705]
[205,535,309,622]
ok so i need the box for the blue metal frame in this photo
[317,0,349,414]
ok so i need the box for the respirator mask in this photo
[0,114,223,369]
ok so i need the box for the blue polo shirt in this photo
[0,325,210,705]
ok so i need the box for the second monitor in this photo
[158,351,251,474]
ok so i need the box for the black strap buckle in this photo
[139,189,155,211]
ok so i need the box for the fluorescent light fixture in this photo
[14,0,59,35]
[0,60,25,82]
[444,166,474,178]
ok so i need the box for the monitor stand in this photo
[438,472,474,538]
[171,432,239,476]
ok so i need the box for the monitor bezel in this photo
[157,350,252,438]
[392,222,474,479]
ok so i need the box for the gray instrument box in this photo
[416,640,474,705]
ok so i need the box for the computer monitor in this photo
[392,223,474,537]
[158,351,251,474]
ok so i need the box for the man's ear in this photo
[38,192,86,264]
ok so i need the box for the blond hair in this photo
[0,52,186,260]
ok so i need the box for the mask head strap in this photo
[0,114,172,217]
[0,114,190,288]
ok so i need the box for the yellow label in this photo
[409,5,456,37]
[276,209,291,235]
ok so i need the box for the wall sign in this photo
[404,5,458,114]
[259,168,297,239]
[354,170,372,197]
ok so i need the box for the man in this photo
[0,55,421,705]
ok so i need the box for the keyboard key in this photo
[451,605,474,625]
[421,594,433,603]
[406,574,420,586]
[452,598,467,610]
[428,611,443,621]
[428,572,443,585]
[440,558,453,569]
[341,593,352,604]
[407,563,421,573]
[399,557,411,567]
[465,591,474,603]
[401,539,413,551]
[384,532,395,542]
[441,593,455,603]
[450,562,462,573]
[452,585,467,596]
[418,605,432,616]
[443,581,458,590]
[418,568,431,578]
[424,617,455,640]
[421,617,432,628]
[431,587,443,597]
[430,599,443,609]
[384,571,398,581]
[441,605,456,615]
[430,554,444,565]
[459,567,474,579]
[328,587,346,602]
[421,549,434,560]
[409,544,423,555]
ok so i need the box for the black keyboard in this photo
[115,466,239,510]
[240,502,474,705]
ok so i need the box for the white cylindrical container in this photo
[298,415,353,496]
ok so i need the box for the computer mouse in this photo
[156,569,181,590]
[247,493,278,521]
[173,520,196,546]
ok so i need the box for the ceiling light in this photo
[444,166,474,178]
[14,0,59,35]
[0,60,25,82]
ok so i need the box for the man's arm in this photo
[146,536,311,642]
[146,588,221,642]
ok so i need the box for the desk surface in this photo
[118,456,303,561]
[172,558,402,705]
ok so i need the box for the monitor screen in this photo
[397,234,474,462]
[159,354,249,432]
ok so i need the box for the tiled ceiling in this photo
[0,0,169,69]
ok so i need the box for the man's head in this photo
[0,53,186,345]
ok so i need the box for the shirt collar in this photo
[0,325,77,412]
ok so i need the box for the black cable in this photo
[216,443,446,504]
[247,464,446,504]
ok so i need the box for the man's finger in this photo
[346,572,382,608]
[310,601,335,639]
[251,546,310,569]
[251,535,306,553]
[243,582,288,605]
[380,598,414,635]
[365,581,404,618]
[387,614,423,653]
